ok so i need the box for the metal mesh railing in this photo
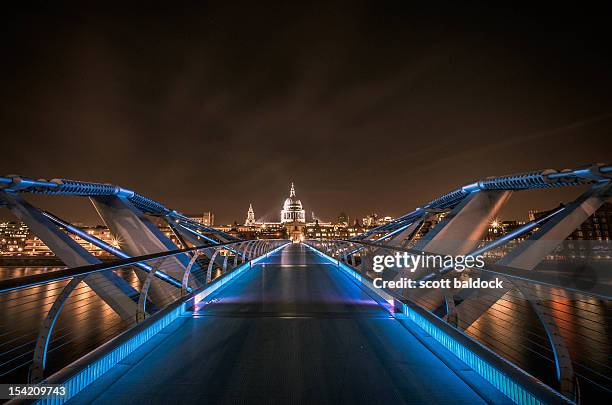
[305,239,612,403]
[0,239,288,384]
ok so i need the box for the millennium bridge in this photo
[0,163,610,404]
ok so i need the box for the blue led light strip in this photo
[303,243,573,405]
[33,242,289,405]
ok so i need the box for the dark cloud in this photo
[1,2,611,224]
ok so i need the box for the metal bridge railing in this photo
[354,163,612,240]
[305,239,612,403]
[0,239,288,385]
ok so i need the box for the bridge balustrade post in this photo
[234,242,245,267]
[241,242,249,262]
[243,241,254,261]
[247,240,260,259]
[351,247,359,267]
[341,243,350,263]
[245,241,253,259]
[328,242,337,258]
[182,250,206,295]
[323,242,332,256]
[136,258,166,322]
[28,276,86,383]
[172,224,226,270]
[511,279,578,400]
[207,248,221,283]
[222,250,230,273]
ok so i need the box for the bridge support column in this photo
[91,195,189,304]
[417,190,512,255]
[351,221,422,272]
[450,183,608,326]
[409,190,511,325]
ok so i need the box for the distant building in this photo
[226,184,368,241]
[528,202,612,259]
[186,212,215,226]
[362,213,378,227]
[216,222,286,240]
[529,202,612,241]
[3,223,121,257]
[1,220,184,258]
[305,221,364,240]
[362,213,393,227]
[0,183,393,258]
[0,221,29,255]
[245,204,256,226]
[281,183,306,224]
[281,183,306,241]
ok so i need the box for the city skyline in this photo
[1,3,611,225]
[0,175,580,227]
[0,173,600,226]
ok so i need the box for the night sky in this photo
[1,3,611,225]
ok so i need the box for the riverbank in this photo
[0,256,116,266]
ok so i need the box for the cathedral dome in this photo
[281,183,306,223]
[283,197,303,210]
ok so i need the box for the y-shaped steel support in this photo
[182,250,205,295]
[29,276,86,383]
[233,242,246,267]
[0,192,137,320]
[247,240,260,259]
[243,240,255,261]
[222,251,230,272]
[513,279,578,400]
[136,259,166,322]
[207,248,222,283]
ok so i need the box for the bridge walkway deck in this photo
[70,243,510,404]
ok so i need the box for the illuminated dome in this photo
[281,183,306,223]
